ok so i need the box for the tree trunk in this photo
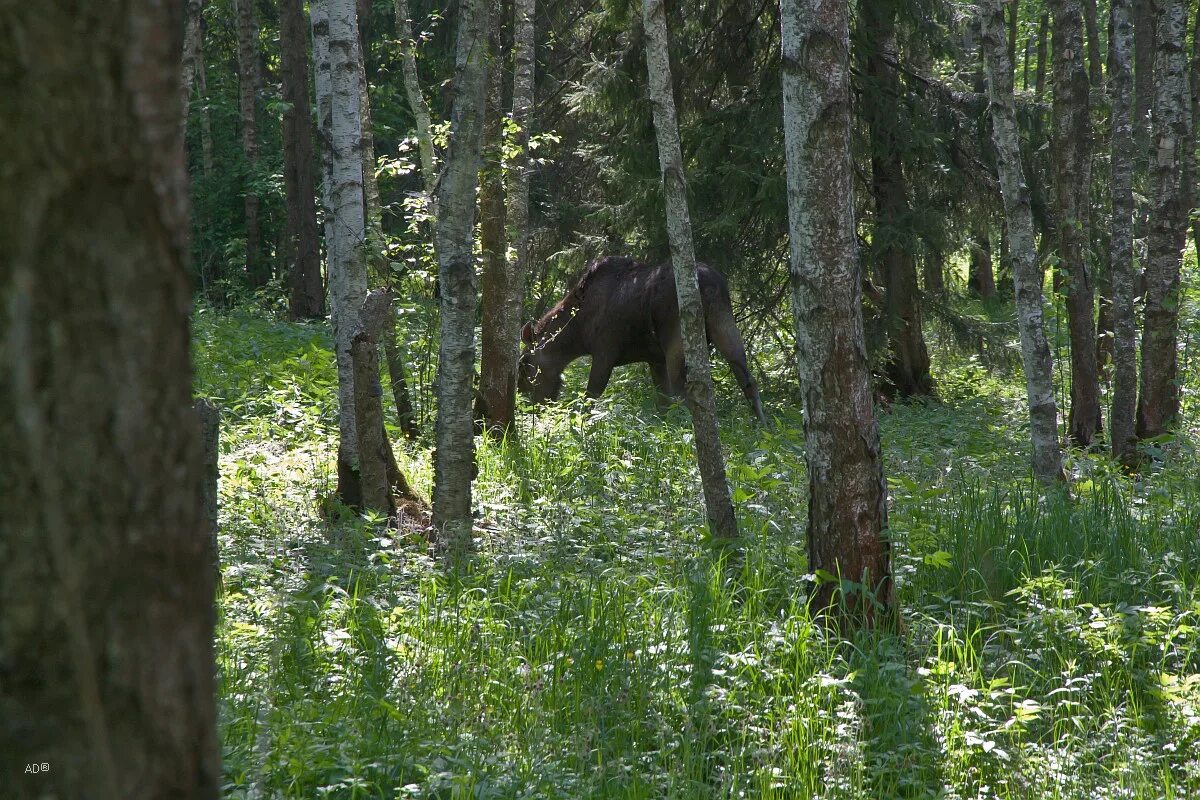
[643,0,739,541]
[197,22,215,179]
[781,0,891,622]
[478,4,512,435]
[433,0,489,549]
[1051,0,1102,446]
[281,0,325,320]
[235,0,264,285]
[1137,0,1192,438]
[1083,0,1105,88]
[1110,0,1139,465]
[181,0,206,134]
[1008,0,1020,69]
[357,10,383,244]
[396,0,440,217]
[981,0,1067,484]
[863,0,935,398]
[1190,0,1200,279]
[312,1,335,281]
[0,2,219,795]
[924,246,945,294]
[194,399,221,579]
[1135,0,1158,151]
[328,0,371,508]
[969,222,999,298]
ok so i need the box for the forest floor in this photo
[196,306,1200,800]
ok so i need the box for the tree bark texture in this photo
[1083,0,1105,88]
[433,0,489,548]
[1110,0,1139,464]
[0,2,219,795]
[312,1,336,279]
[235,0,264,284]
[329,0,370,507]
[281,0,325,320]
[1137,0,1192,438]
[478,4,512,436]
[863,0,934,398]
[194,399,221,578]
[1050,0,1102,446]
[781,0,891,620]
[396,0,440,217]
[969,224,999,299]
[1135,0,1159,151]
[643,0,739,541]
[181,0,206,135]
[981,0,1067,484]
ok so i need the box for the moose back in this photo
[519,256,765,422]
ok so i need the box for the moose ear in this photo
[522,321,535,345]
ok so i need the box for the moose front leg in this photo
[586,358,616,398]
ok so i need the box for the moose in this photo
[519,256,766,423]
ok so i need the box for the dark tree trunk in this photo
[478,4,515,436]
[1083,0,1105,87]
[969,224,998,299]
[862,0,934,397]
[235,0,264,285]
[0,2,219,795]
[1137,0,1193,438]
[783,0,891,625]
[1051,0,1103,446]
[281,0,325,320]
[1135,0,1159,151]
[924,246,946,294]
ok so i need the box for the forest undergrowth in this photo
[195,307,1200,799]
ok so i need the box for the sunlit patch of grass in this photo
[199,309,1200,799]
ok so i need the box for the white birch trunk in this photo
[432,0,489,547]
[328,0,370,506]
[1109,0,1138,464]
[980,0,1065,484]
[781,0,891,622]
[642,0,738,540]
[312,2,335,296]
[395,0,440,219]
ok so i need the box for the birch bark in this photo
[643,0,738,540]
[782,0,891,619]
[1137,0,1192,438]
[432,0,489,547]
[1109,0,1139,464]
[981,0,1066,483]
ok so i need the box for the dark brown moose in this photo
[519,256,766,422]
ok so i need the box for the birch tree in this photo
[281,0,324,320]
[234,0,263,284]
[1110,0,1138,464]
[1137,0,1192,438]
[395,0,440,218]
[432,0,489,547]
[643,0,739,540]
[1050,0,1101,446]
[0,1,218,793]
[981,0,1066,483]
[327,0,371,508]
[781,0,891,619]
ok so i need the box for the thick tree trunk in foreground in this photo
[1137,0,1192,438]
[1050,0,1102,446]
[863,0,934,398]
[235,0,264,285]
[433,0,489,548]
[1110,0,1139,465]
[478,6,513,436]
[644,0,739,540]
[0,2,219,795]
[982,0,1066,484]
[396,0,440,217]
[328,0,370,508]
[281,0,325,320]
[782,0,891,621]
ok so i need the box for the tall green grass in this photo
[196,310,1200,799]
